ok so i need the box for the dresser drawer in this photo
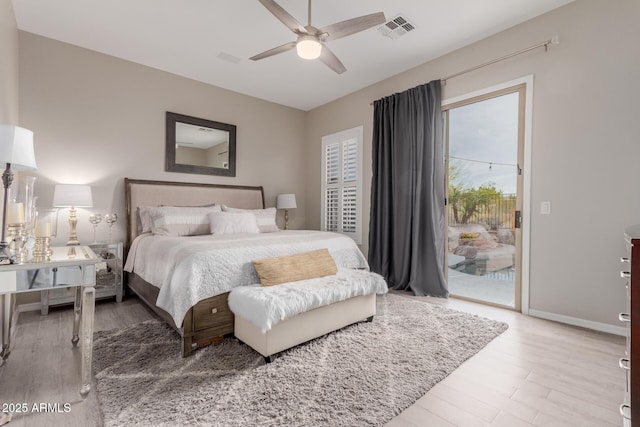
[624,225,640,425]
[192,293,234,332]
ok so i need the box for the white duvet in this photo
[124,230,369,327]
[228,268,388,332]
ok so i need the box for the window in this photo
[321,126,363,244]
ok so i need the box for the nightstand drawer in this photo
[192,294,233,332]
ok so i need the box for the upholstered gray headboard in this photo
[124,178,265,255]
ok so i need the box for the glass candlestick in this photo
[33,237,52,262]
[88,214,102,243]
[105,213,118,243]
[35,208,58,239]
[34,208,55,262]
[23,176,37,238]
[7,224,28,264]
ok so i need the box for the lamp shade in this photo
[0,125,37,171]
[296,36,322,60]
[53,184,93,208]
[277,193,297,209]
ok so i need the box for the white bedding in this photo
[228,268,388,332]
[124,230,369,327]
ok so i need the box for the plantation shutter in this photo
[321,127,362,244]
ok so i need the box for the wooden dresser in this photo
[622,225,640,426]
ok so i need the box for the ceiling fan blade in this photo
[258,0,307,34]
[320,12,386,42]
[250,41,297,61]
[319,44,346,74]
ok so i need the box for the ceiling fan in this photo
[250,0,386,74]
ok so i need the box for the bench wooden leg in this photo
[366,315,374,322]
[264,355,274,364]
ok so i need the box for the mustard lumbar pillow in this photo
[253,248,338,286]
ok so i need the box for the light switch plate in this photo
[540,201,551,215]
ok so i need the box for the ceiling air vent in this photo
[378,14,415,40]
[217,52,241,64]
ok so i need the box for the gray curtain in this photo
[368,80,448,297]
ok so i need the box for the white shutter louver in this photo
[325,188,339,231]
[342,139,358,183]
[326,143,340,185]
[341,186,357,232]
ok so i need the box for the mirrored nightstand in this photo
[1,246,99,397]
[40,241,123,314]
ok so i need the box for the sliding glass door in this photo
[443,84,525,310]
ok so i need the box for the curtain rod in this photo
[370,36,559,105]
[441,36,559,84]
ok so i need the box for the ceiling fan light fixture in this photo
[296,36,322,60]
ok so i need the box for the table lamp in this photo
[0,125,37,264]
[53,184,93,246]
[276,193,297,230]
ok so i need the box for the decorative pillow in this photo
[138,204,218,234]
[209,211,260,235]
[222,206,279,233]
[253,248,338,287]
[148,205,222,236]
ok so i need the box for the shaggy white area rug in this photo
[93,294,508,427]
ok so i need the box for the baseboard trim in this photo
[17,302,41,313]
[529,309,627,336]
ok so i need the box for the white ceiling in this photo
[176,122,228,149]
[12,0,573,111]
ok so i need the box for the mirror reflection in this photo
[166,112,236,177]
[175,123,229,169]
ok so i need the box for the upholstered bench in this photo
[228,268,388,363]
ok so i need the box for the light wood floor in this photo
[0,293,625,427]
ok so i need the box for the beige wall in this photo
[175,144,229,169]
[17,32,306,304]
[305,0,640,327]
[0,0,19,123]
[206,143,229,169]
[175,146,205,166]
[19,31,307,242]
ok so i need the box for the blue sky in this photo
[448,92,519,194]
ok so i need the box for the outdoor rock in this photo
[454,245,477,259]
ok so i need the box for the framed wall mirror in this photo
[166,112,237,177]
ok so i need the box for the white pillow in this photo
[148,205,222,236]
[138,206,154,234]
[222,206,279,233]
[209,211,260,235]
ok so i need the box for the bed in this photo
[124,178,368,356]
